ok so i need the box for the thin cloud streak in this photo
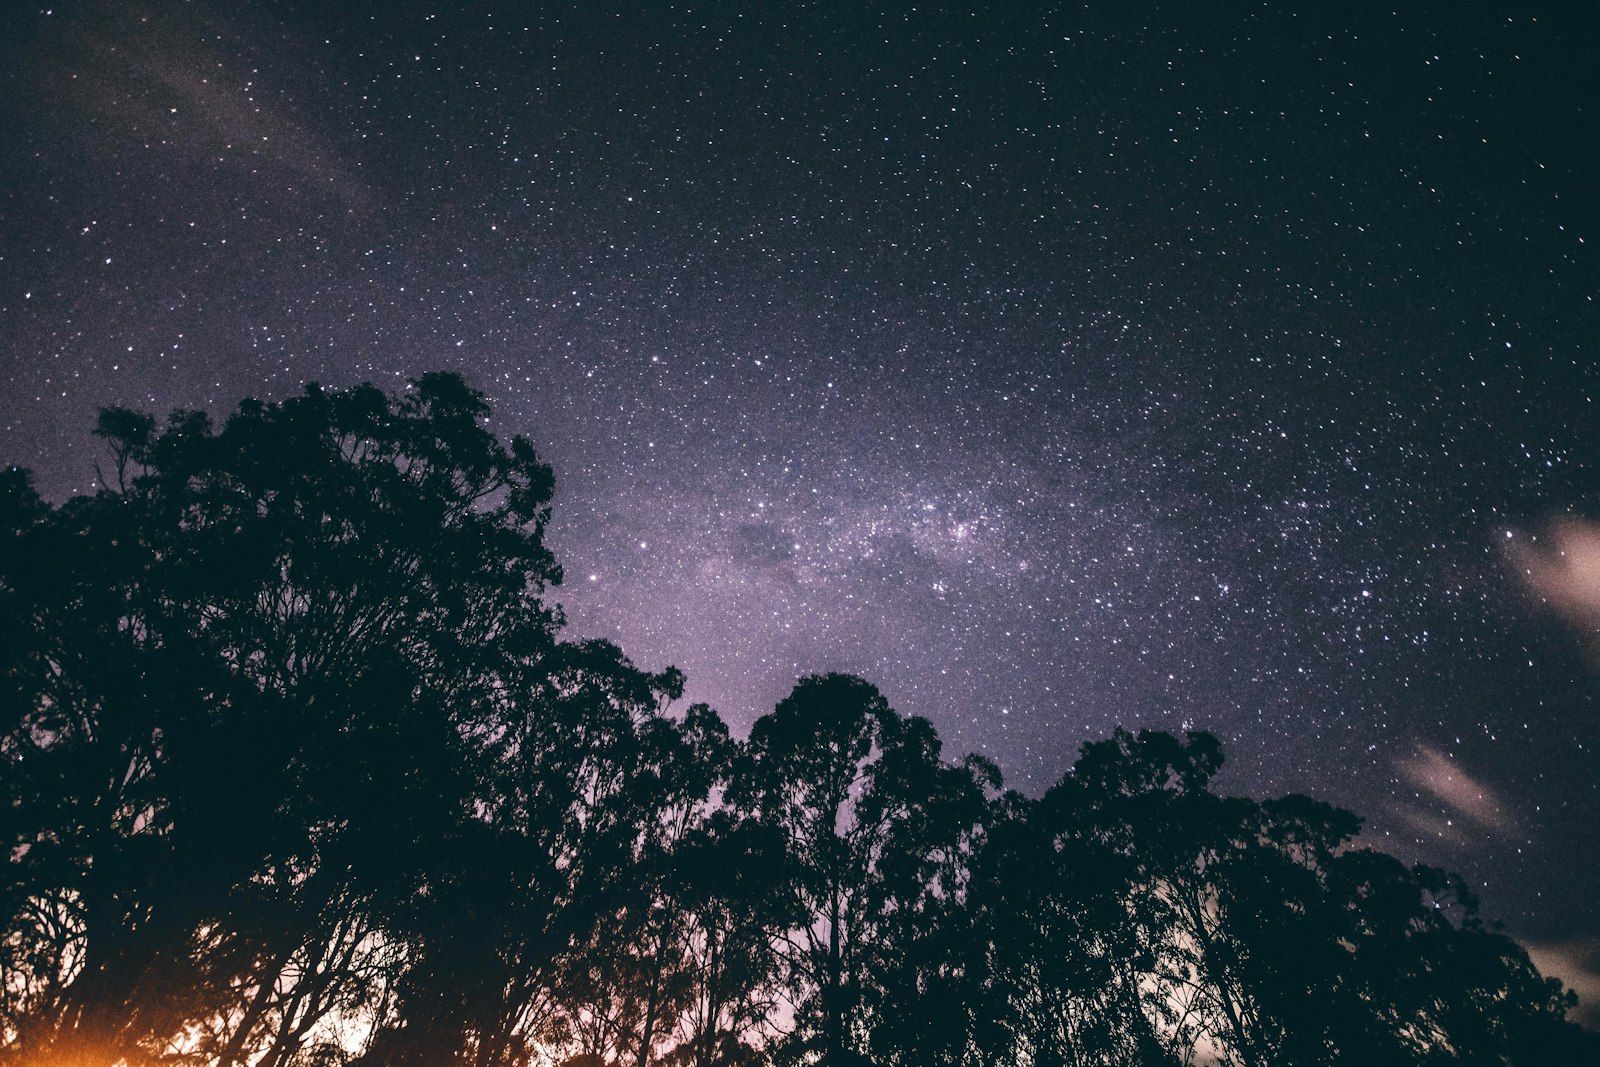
[27,1,372,212]
[1396,746,1515,836]
[1510,520,1600,660]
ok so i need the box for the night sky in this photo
[3,0,1598,1011]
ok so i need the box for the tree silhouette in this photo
[730,675,998,1067]
[664,810,791,1067]
[4,375,570,1065]
[3,375,1597,1067]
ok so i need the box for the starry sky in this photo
[2,0,1598,1008]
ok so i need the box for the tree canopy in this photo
[2,375,1595,1066]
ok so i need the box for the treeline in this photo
[1,375,1594,1067]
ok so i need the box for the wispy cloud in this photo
[1395,746,1515,838]
[20,2,371,211]
[1509,520,1600,657]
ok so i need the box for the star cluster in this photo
[2,0,1597,996]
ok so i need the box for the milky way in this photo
[2,1,1597,1004]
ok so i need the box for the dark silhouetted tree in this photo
[4,375,570,1065]
[730,674,998,1067]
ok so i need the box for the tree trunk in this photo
[826,887,842,1067]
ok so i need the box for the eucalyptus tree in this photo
[1008,728,1600,1067]
[2,374,568,1065]
[552,702,736,1067]
[966,730,1212,1067]
[664,810,792,1067]
[730,674,997,1067]
[358,638,686,1067]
